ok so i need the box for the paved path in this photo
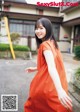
[62,53,80,112]
[0,59,36,112]
[0,53,80,112]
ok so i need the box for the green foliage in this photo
[10,32,20,42]
[74,46,80,60]
[0,33,2,37]
[74,68,80,89]
[13,45,30,51]
[0,44,10,51]
[0,44,30,51]
[75,68,80,79]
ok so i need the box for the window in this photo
[9,19,35,37]
[52,23,60,41]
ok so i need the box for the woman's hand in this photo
[58,88,72,110]
[25,67,37,73]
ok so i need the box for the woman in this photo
[24,18,72,112]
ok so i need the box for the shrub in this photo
[0,44,30,51]
[74,68,80,89]
[0,44,10,51]
[10,33,20,44]
[74,46,80,60]
[13,45,30,51]
[75,68,80,79]
[0,33,2,37]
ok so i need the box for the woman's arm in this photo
[43,50,72,110]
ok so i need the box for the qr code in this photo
[1,94,18,111]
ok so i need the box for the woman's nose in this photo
[35,29,40,33]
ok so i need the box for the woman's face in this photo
[35,23,46,40]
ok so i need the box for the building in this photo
[0,0,80,53]
[61,0,80,53]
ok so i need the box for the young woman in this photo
[24,18,73,112]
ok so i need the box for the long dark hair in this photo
[35,18,58,49]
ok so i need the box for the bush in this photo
[10,33,20,42]
[74,46,80,60]
[75,68,80,79]
[0,33,2,37]
[13,45,30,51]
[0,44,10,51]
[0,44,30,51]
[74,68,80,89]
[10,32,20,44]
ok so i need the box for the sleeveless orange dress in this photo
[24,40,72,112]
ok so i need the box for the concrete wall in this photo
[31,38,37,51]
[0,37,9,44]
[18,38,28,46]
[59,25,72,40]
[44,10,58,16]
[58,41,70,52]
[10,7,36,14]
[10,6,59,17]
[59,25,72,52]
[1,18,7,36]
[0,18,9,44]
[63,7,80,21]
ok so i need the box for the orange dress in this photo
[24,40,72,112]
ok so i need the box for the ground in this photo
[0,53,80,112]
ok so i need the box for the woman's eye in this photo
[35,28,38,30]
[40,27,43,29]
[35,29,39,31]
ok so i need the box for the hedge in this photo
[0,44,30,51]
[74,46,80,60]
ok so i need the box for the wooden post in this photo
[4,17,16,59]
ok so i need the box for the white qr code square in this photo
[1,94,18,111]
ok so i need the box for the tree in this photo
[10,32,20,44]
